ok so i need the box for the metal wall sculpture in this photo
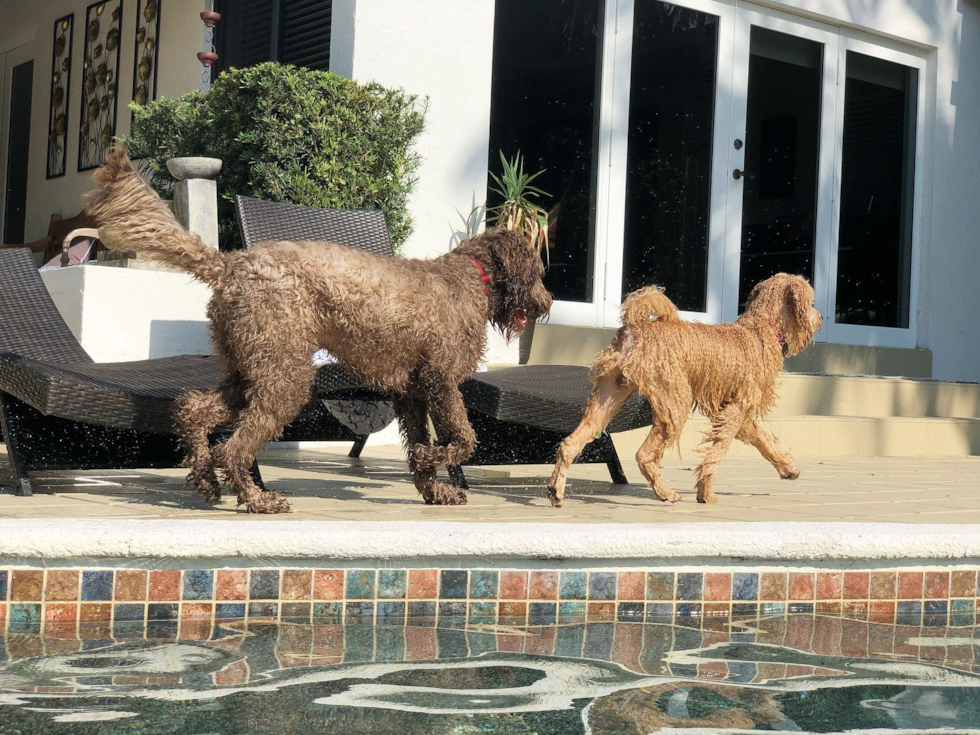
[132,0,161,117]
[78,0,123,171]
[47,14,74,179]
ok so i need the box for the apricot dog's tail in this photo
[86,145,225,287]
[620,285,680,328]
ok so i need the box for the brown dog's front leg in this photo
[395,392,467,506]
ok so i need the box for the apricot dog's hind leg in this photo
[548,371,634,508]
[635,422,682,502]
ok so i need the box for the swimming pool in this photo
[1,614,977,732]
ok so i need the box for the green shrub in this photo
[125,62,426,250]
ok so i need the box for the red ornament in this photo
[200,11,221,27]
[197,51,219,67]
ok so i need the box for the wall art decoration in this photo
[132,0,161,118]
[78,0,123,171]
[47,14,74,179]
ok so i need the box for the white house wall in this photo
[0,0,205,242]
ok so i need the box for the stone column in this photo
[167,157,222,249]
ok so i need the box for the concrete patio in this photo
[1,444,977,525]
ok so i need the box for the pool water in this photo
[1,614,978,733]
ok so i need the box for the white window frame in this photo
[825,33,927,349]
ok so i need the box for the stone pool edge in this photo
[1,519,978,563]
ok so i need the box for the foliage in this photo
[125,62,426,250]
[488,151,552,260]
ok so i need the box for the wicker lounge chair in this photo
[0,205,398,496]
[235,196,650,489]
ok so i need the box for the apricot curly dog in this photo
[87,146,552,513]
[548,275,822,507]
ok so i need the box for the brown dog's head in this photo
[454,228,553,339]
[744,273,823,356]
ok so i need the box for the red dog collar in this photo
[766,320,789,357]
[471,259,490,297]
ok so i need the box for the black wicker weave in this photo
[235,196,394,257]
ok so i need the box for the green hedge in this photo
[125,63,426,250]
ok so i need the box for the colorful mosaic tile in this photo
[378,570,407,599]
[439,570,467,599]
[0,565,978,631]
[469,570,498,599]
[250,570,280,600]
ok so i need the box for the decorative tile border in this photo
[1,567,977,634]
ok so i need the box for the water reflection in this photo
[1,615,978,732]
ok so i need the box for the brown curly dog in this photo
[87,146,552,513]
[548,274,822,507]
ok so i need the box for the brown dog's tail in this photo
[621,285,680,328]
[86,145,225,287]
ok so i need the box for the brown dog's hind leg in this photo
[548,370,634,508]
[737,421,800,480]
[636,423,681,502]
[213,352,316,515]
[174,386,239,505]
[694,404,744,504]
[395,392,466,506]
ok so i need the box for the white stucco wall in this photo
[335,0,518,365]
[0,0,205,243]
[40,265,213,361]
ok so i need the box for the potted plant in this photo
[487,152,552,362]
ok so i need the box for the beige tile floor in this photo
[1,444,978,523]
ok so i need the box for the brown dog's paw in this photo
[427,481,467,506]
[243,491,292,514]
[696,493,717,504]
[780,467,801,481]
[547,486,564,508]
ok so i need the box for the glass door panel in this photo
[736,27,822,308]
[602,0,734,326]
[621,1,720,313]
[834,51,918,329]
[487,0,605,306]
[723,8,839,329]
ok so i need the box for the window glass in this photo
[488,0,604,303]
[836,51,917,328]
[622,1,719,312]
[738,27,822,308]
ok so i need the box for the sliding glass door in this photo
[488,0,926,346]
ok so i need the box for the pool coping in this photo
[2,519,979,564]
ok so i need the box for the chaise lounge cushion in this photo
[461,364,650,435]
[0,352,368,434]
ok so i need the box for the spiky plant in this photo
[488,151,552,260]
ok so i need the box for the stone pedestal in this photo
[167,157,222,249]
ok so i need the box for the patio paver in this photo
[1,444,977,524]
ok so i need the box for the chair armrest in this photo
[60,228,101,267]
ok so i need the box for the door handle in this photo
[733,168,745,180]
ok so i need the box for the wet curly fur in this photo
[548,275,823,507]
[87,146,552,513]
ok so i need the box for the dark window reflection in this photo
[622,2,718,312]
[836,52,917,328]
[488,0,603,303]
[738,27,822,308]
